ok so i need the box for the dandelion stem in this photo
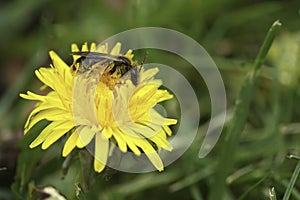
[79,149,93,192]
[209,20,281,200]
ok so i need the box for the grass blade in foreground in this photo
[209,20,282,200]
[282,155,300,200]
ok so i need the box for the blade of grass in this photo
[237,174,268,200]
[100,169,182,198]
[209,20,282,200]
[169,166,212,192]
[273,176,300,199]
[283,157,300,200]
[190,185,203,200]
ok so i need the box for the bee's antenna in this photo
[140,51,148,72]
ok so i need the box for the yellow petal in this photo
[41,120,74,149]
[76,126,96,148]
[94,133,109,173]
[23,96,69,134]
[145,151,164,172]
[24,106,46,134]
[24,110,50,132]
[45,92,66,110]
[81,42,89,52]
[52,120,74,130]
[133,84,158,100]
[20,91,46,101]
[62,131,79,156]
[25,108,72,133]
[35,68,55,89]
[137,109,177,129]
[71,44,79,52]
[110,42,121,55]
[135,139,164,171]
[97,43,108,53]
[29,121,65,148]
[153,90,173,103]
[90,43,97,51]
[49,51,69,75]
[71,43,81,61]
[124,135,141,155]
[140,68,159,82]
[124,49,134,59]
[102,127,113,139]
[163,126,172,136]
[50,78,71,98]
[111,128,127,153]
[149,131,172,151]
[164,118,177,126]
[126,122,160,138]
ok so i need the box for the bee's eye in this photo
[76,56,85,64]
[123,58,131,65]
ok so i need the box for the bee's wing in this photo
[72,52,121,62]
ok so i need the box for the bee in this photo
[71,52,139,89]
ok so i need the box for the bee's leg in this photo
[131,67,139,86]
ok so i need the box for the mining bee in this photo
[71,52,139,89]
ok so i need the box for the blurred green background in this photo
[0,0,300,199]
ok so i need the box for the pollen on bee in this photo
[99,63,124,90]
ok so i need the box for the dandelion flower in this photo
[20,42,177,173]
